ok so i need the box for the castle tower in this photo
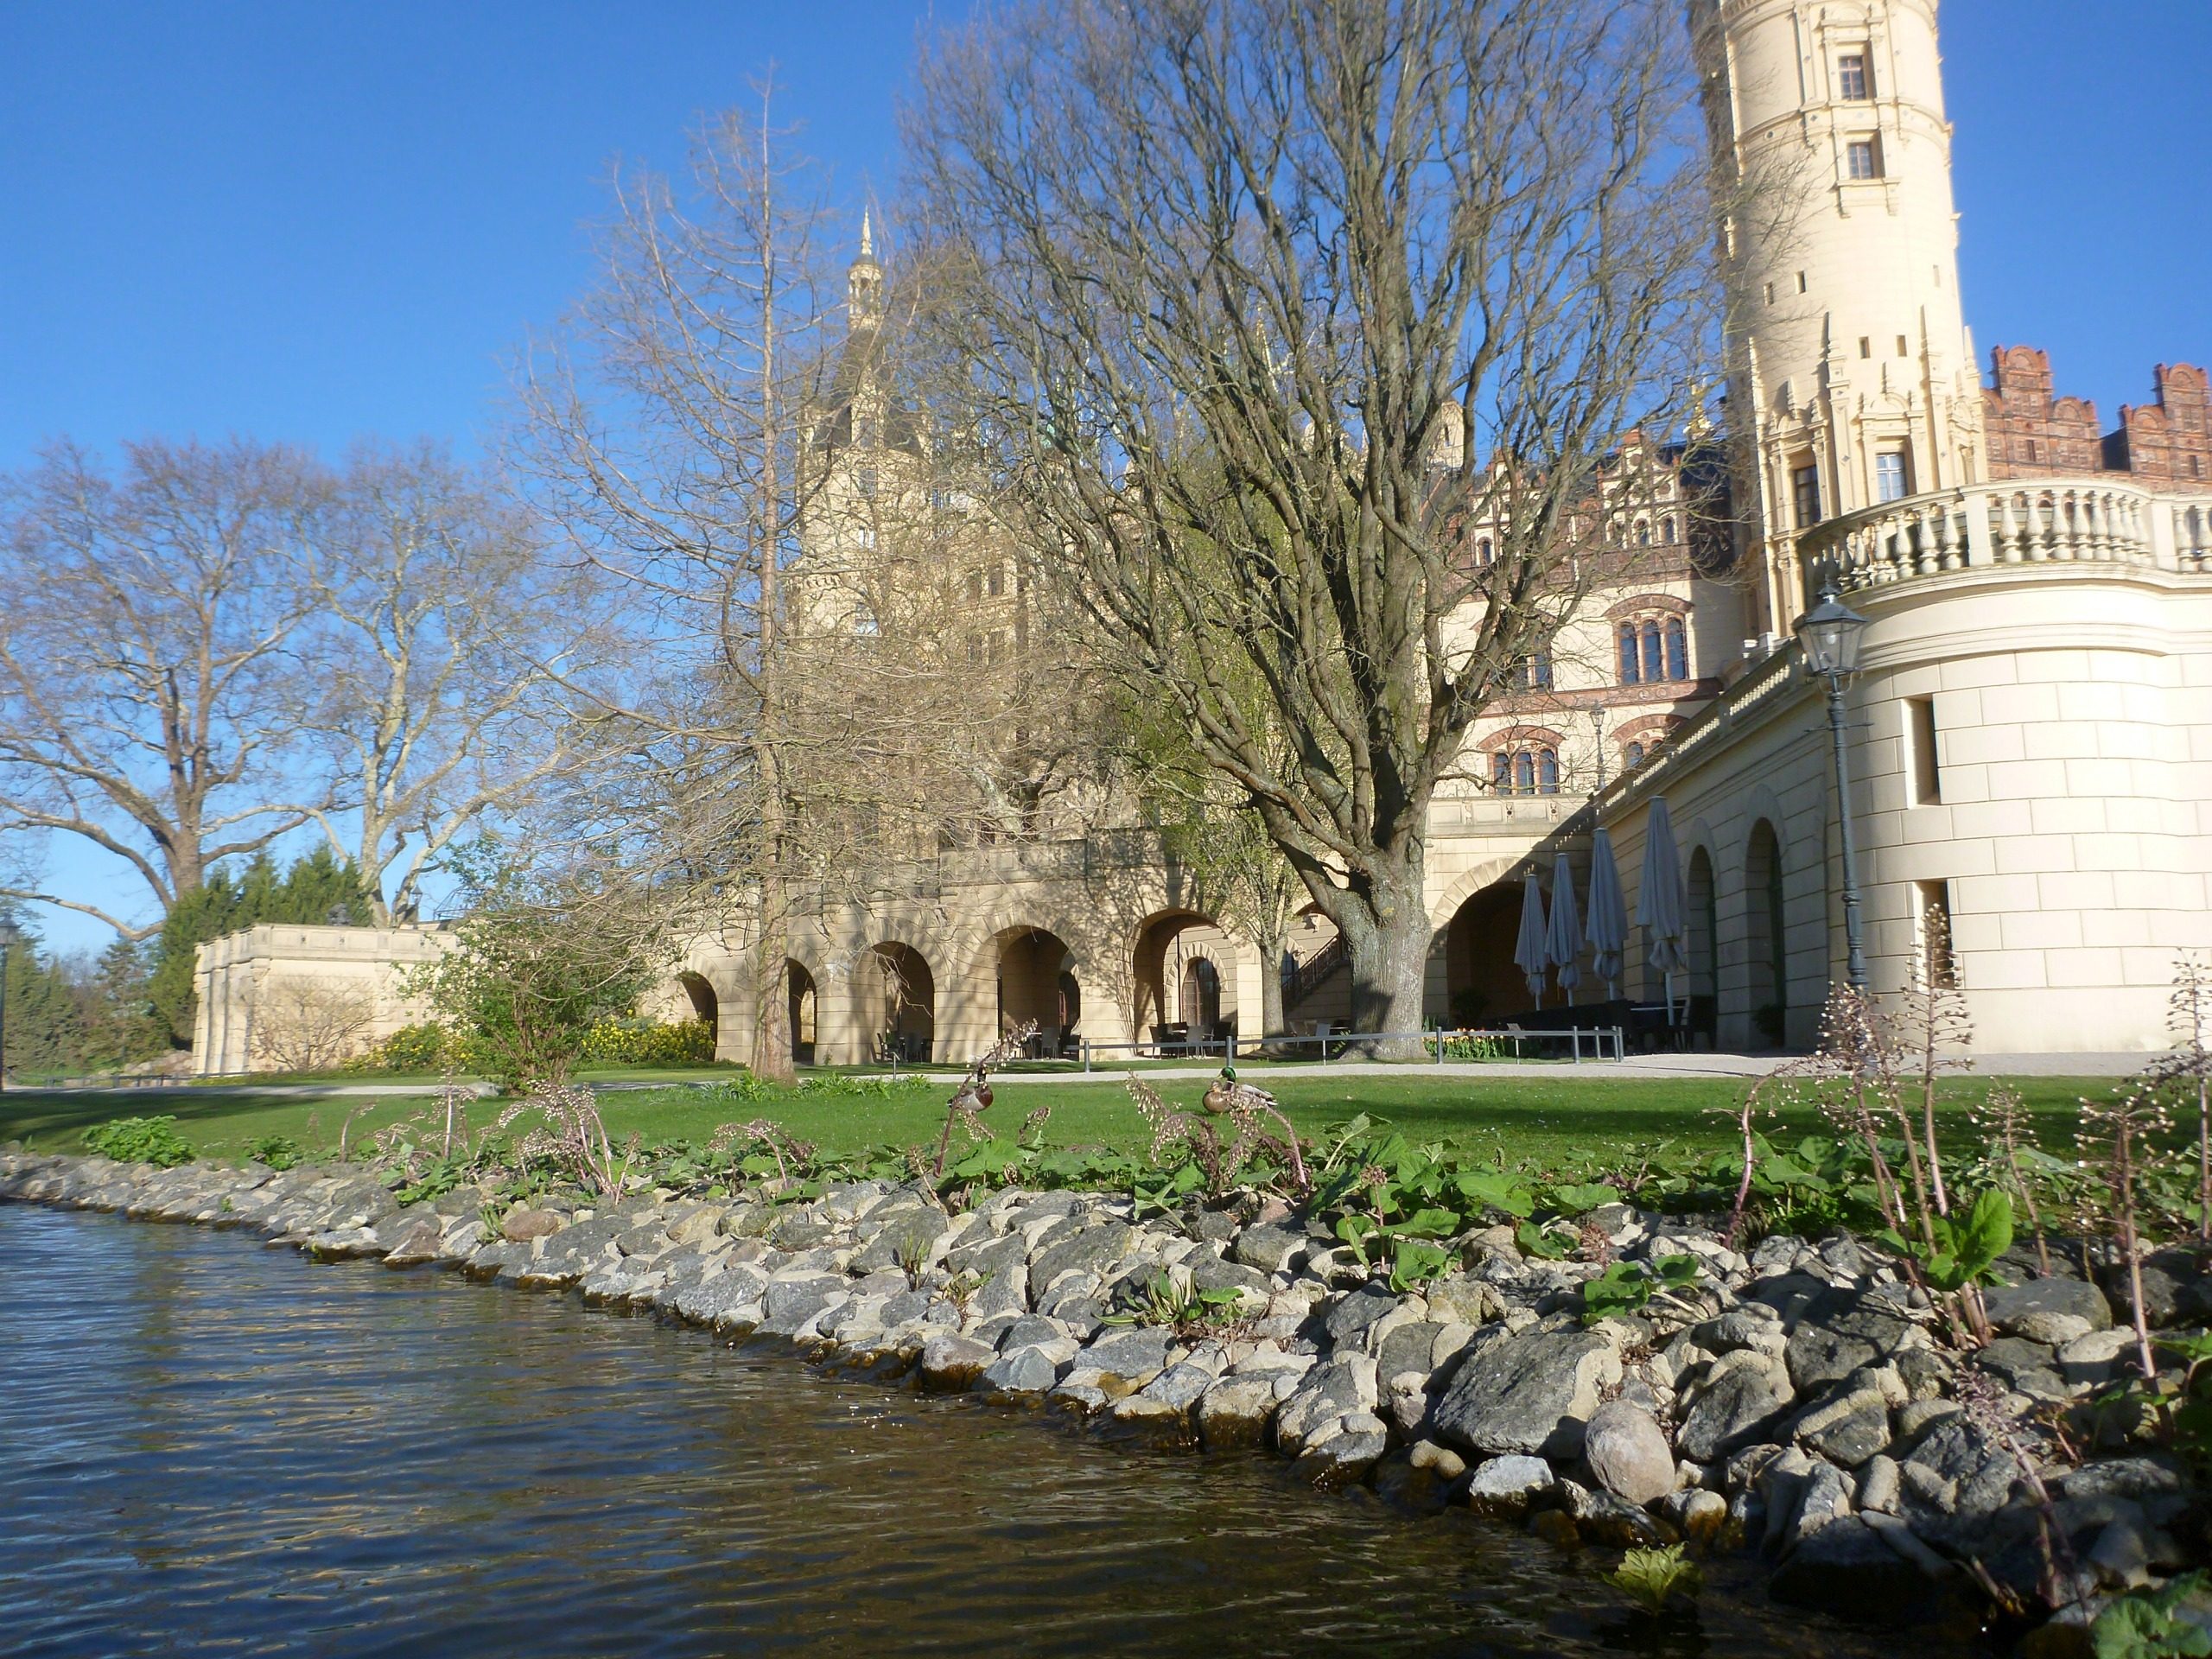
[1692,0,1985,633]
[848,207,884,327]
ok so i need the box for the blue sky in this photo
[3,1,2208,955]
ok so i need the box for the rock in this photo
[1324,1283,1401,1347]
[1858,1453,1902,1516]
[1274,1357,1379,1453]
[502,1207,562,1243]
[1781,1288,1917,1392]
[1583,1400,1674,1505]
[1699,1302,1788,1359]
[2058,1454,2190,1503]
[1789,1460,1854,1543]
[1298,1414,1390,1487]
[1132,1362,1215,1416]
[1769,1516,1949,1624]
[1982,1277,2112,1345]
[757,1275,845,1338]
[1081,1326,1174,1387]
[2056,1326,2137,1389]
[1408,1439,1467,1482]
[1660,1486,1729,1544]
[955,1232,1033,1321]
[1195,1375,1280,1450]
[1431,1325,1622,1459]
[1791,1386,1893,1468]
[1230,1221,1313,1274]
[1028,1222,1135,1300]
[381,1217,445,1265]
[2100,1247,2212,1329]
[1676,1353,1794,1462]
[852,1205,950,1274]
[982,1344,1063,1395]
[918,1333,996,1392]
[1971,1337,2068,1402]
[1464,1454,1556,1519]
[1557,1478,1669,1547]
[1376,1321,1446,1386]
[1186,1252,1270,1302]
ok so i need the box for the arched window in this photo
[1661,517,1675,543]
[1537,749,1559,794]
[1618,624,1641,684]
[1641,620,1662,682]
[1478,537,1493,564]
[1664,616,1688,681]
[1636,520,1651,547]
[1514,752,1535,793]
[1491,752,1510,791]
[1624,740,1645,768]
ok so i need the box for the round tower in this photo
[1692,0,1985,633]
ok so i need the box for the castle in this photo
[195,0,2212,1071]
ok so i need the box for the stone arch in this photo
[1744,819,1788,1048]
[861,939,937,1063]
[1129,907,1258,1049]
[1431,854,1539,1028]
[786,959,818,1065]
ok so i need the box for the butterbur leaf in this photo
[1548,1183,1618,1217]
[1398,1207,1462,1239]
[1389,1239,1452,1293]
[1955,1188,2014,1281]
[1654,1254,1701,1289]
[1516,1219,1569,1261]
[1457,1171,1535,1217]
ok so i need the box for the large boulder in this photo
[1980,1277,2111,1345]
[1431,1324,1621,1459]
[1583,1399,1675,1505]
[1676,1352,1794,1462]
[1464,1454,1556,1519]
[1780,1288,1918,1392]
[1028,1222,1135,1301]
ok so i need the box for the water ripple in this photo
[0,1205,1947,1658]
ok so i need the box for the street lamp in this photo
[1794,586,1872,990]
[1587,704,1608,795]
[0,917,21,1092]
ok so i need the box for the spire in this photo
[849,208,883,326]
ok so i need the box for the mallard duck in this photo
[1202,1065,1275,1118]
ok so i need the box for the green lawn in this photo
[0,1071,2114,1174]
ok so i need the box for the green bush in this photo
[346,1023,480,1075]
[575,1018,717,1068]
[244,1134,305,1171]
[83,1115,195,1167]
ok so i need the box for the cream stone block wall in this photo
[194,925,453,1075]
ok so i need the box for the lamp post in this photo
[0,918,21,1092]
[1794,586,1872,991]
[1587,704,1607,796]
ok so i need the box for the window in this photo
[1916,880,1958,989]
[1516,647,1554,692]
[966,570,983,602]
[1618,624,1641,684]
[1859,336,1872,359]
[1636,521,1651,547]
[1764,281,1775,307]
[1897,334,1909,358]
[2024,438,2038,464]
[1796,271,1808,294]
[1493,743,1560,798]
[1847,139,1879,181]
[1907,696,1941,804]
[1875,449,1910,502]
[1478,537,1493,565]
[1838,52,1868,100]
[1624,741,1646,769]
[1793,462,1822,530]
[1661,517,1675,543]
[986,563,1006,598]
[1639,620,1662,683]
[857,465,879,498]
[1664,617,1688,681]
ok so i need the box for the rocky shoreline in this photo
[4,1147,2205,1644]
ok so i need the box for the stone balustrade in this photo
[1800,477,2212,600]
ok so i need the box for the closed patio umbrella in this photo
[1514,874,1550,1007]
[1585,825,1628,1000]
[1544,853,1582,1003]
[1639,797,1689,1021]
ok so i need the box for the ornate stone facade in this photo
[197,0,2211,1068]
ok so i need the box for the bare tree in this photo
[0,439,326,937]
[296,442,592,925]
[517,96,1084,1078]
[910,0,1722,1047]
[248,976,378,1072]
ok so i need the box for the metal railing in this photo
[1247,1025,1626,1064]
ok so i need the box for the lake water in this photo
[0,1204,1967,1657]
